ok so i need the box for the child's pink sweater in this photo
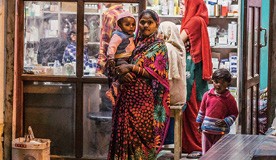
[196,88,239,135]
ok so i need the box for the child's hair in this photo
[212,68,232,83]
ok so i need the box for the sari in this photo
[108,31,170,160]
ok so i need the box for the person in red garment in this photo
[180,0,212,158]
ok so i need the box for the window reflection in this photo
[83,83,112,158]
[23,2,139,77]
[24,2,77,76]
[23,81,76,156]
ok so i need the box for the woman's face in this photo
[139,13,158,37]
[83,25,90,46]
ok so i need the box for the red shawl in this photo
[180,0,212,80]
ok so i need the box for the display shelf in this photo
[159,15,182,18]
[209,16,238,19]
[43,11,59,14]
[206,0,240,89]
[59,11,100,15]
[211,45,237,49]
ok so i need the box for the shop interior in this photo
[3,0,274,159]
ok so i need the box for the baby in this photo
[105,11,136,106]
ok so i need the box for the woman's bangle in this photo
[132,65,146,76]
[141,68,145,76]
[132,65,138,73]
[132,65,139,74]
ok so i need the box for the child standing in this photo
[105,11,136,106]
[196,68,238,155]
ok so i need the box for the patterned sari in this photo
[108,32,170,160]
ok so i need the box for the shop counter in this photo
[200,134,276,160]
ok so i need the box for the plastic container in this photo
[12,138,51,160]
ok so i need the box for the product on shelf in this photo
[205,0,238,17]
[229,52,238,77]
[228,21,237,46]
[147,0,182,16]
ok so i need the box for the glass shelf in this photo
[209,16,238,19]
[211,45,237,49]
[159,15,182,18]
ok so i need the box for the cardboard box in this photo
[61,2,77,12]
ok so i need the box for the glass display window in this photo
[83,83,112,158]
[24,2,78,76]
[23,1,141,77]
[23,81,76,156]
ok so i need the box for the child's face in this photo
[119,17,136,35]
[212,79,229,94]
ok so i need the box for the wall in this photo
[260,0,270,90]
[4,0,15,159]
[0,0,5,158]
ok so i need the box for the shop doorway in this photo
[240,0,264,134]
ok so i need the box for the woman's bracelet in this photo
[132,65,146,76]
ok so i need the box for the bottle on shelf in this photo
[53,60,62,75]
[227,21,237,46]
[168,0,174,15]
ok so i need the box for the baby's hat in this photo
[117,11,135,22]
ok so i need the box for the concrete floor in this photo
[157,151,200,160]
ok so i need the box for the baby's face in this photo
[119,17,136,35]
[212,79,229,94]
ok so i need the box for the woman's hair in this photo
[67,23,90,42]
[67,31,76,42]
[212,68,232,83]
[138,9,160,26]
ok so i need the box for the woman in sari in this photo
[108,9,170,160]
[180,0,213,157]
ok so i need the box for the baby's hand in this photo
[106,59,116,69]
[215,119,226,127]
[198,124,202,133]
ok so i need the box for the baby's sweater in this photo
[196,88,238,135]
[107,30,135,59]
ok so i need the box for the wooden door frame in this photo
[267,0,275,128]
[239,0,262,134]
[240,0,275,133]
